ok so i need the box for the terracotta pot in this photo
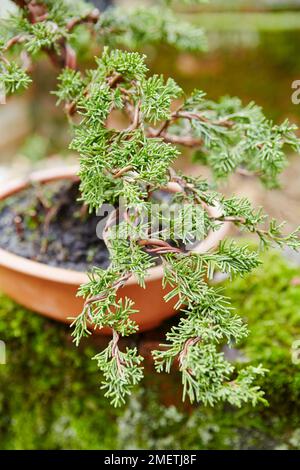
[0,167,230,334]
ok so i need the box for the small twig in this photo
[138,238,174,248]
[173,110,234,128]
[35,186,51,210]
[42,191,70,245]
[151,118,171,137]
[102,208,119,248]
[66,9,100,32]
[40,237,49,255]
[64,43,77,70]
[44,205,60,233]
[146,246,183,255]
[212,215,246,224]
[236,168,262,178]
[178,336,201,369]
[0,55,10,66]
[84,292,106,307]
[111,329,126,375]
[124,101,141,133]
[84,272,132,309]
[147,106,234,147]
[27,1,48,24]
[138,238,184,255]
[107,72,123,88]
[161,181,184,193]
[113,165,134,179]
[13,215,24,239]
[147,129,203,148]
[4,35,26,51]
[111,329,120,357]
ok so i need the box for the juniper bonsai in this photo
[1,0,300,407]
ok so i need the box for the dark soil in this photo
[0,181,110,271]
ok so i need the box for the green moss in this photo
[1,249,300,449]
[0,297,119,449]
[226,250,300,411]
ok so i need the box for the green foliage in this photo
[204,241,262,279]
[54,68,84,104]
[25,21,67,55]
[98,5,207,52]
[188,95,300,187]
[37,0,92,25]
[93,339,144,408]
[118,250,300,450]
[67,50,182,211]
[141,75,183,123]
[152,246,266,406]
[96,48,148,82]
[0,60,31,94]
[1,1,300,410]
[0,0,207,88]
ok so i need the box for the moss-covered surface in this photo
[0,299,119,449]
[0,250,300,449]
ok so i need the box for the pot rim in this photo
[0,166,230,286]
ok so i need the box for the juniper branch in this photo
[1,2,300,408]
[65,49,299,406]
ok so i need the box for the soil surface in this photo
[0,181,110,271]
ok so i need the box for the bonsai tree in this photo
[1,0,300,407]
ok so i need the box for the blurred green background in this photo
[1,0,300,450]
